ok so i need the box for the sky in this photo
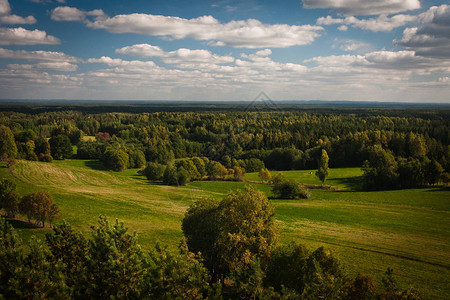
[0,0,449,102]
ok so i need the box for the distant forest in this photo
[0,102,449,190]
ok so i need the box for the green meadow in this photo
[1,160,449,299]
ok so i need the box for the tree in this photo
[265,243,309,294]
[0,125,17,161]
[143,162,166,181]
[35,137,51,156]
[425,160,444,185]
[216,186,278,273]
[20,191,59,227]
[2,191,20,218]
[102,149,129,171]
[129,149,146,168]
[49,134,73,160]
[207,161,227,180]
[85,217,146,298]
[315,149,329,184]
[0,178,17,209]
[182,198,222,278]
[362,145,398,190]
[258,168,271,182]
[232,166,245,181]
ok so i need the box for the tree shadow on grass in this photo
[6,218,41,229]
[327,176,364,192]
[84,160,108,171]
[425,186,450,192]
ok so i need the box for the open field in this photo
[1,160,449,298]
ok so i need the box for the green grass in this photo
[1,161,449,299]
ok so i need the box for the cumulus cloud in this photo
[396,5,450,58]
[302,0,420,16]
[52,9,323,48]
[51,6,105,22]
[116,44,234,64]
[0,27,60,45]
[0,0,36,24]
[0,48,79,62]
[317,14,417,32]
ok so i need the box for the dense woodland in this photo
[0,107,449,189]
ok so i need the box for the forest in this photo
[0,103,449,299]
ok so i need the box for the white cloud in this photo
[0,0,9,15]
[0,27,60,45]
[116,44,234,64]
[334,40,372,52]
[302,0,420,16]
[0,0,36,24]
[397,5,450,58]
[52,9,323,49]
[7,62,78,72]
[0,48,79,62]
[51,6,105,22]
[317,14,417,32]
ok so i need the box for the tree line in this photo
[0,187,422,299]
[1,109,448,189]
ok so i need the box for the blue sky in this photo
[0,0,449,102]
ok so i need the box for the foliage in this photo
[265,242,309,294]
[216,186,278,274]
[340,273,377,300]
[0,178,16,208]
[316,149,330,183]
[19,191,59,227]
[232,165,246,181]
[143,162,166,181]
[182,198,221,278]
[0,125,17,160]
[2,191,20,218]
[208,160,228,180]
[49,134,73,160]
[144,241,213,299]
[258,168,271,182]
[362,145,398,190]
[272,178,310,199]
[102,148,129,171]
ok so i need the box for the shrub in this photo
[272,179,310,199]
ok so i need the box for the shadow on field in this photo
[327,176,364,191]
[425,186,450,192]
[6,218,40,229]
[84,160,108,171]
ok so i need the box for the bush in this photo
[39,153,53,163]
[272,179,310,199]
[102,149,129,171]
[26,151,38,161]
[144,162,166,181]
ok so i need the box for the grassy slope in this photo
[1,161,449,298]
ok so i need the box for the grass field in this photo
[1,160,449,298]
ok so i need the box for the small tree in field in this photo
[20,191,59,227]
[316,149,329,184]
[258,168,271,182]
